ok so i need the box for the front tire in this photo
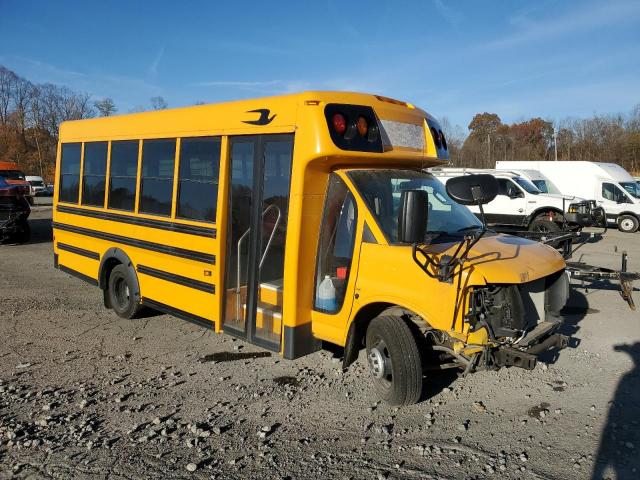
[365,315,423,406]
[618,215,639,233]
[107,264,141,319]
[528,219,561,233]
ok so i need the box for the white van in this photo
[496,161,640,233]
[429,168,593,232]
[25,175,46,196]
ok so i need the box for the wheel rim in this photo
[533,223,550,232]
[113,277,130,309]
[368,340,393,385]
[620,218,634,231]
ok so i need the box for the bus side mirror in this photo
[398,190,428,244]
[446,174,498,206]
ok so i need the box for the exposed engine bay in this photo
[459,269,571,370]
[467,269,569,340]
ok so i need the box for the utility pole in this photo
[487,133,491,167]
[553,127,558,161]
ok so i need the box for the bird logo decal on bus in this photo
[242,109,276,125]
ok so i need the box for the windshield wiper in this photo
[457,225,482,232]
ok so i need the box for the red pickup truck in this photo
[0,176,31,243]
[0,161,34,205]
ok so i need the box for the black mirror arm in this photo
[476,200,487,230]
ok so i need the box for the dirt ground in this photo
[1,208,640,479]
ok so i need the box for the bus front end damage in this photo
[464,269,570,371]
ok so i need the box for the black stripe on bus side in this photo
[52,222,216,264]
[137,264,215,294]
[142,298,214,330]
[57,242,100,260]
[57,264,99,286]
[56,205,216,239]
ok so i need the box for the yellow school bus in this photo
[53,91,569,405]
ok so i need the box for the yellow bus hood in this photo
[418,233,566,284]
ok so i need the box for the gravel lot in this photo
[1,209,639,479]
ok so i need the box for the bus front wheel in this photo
[108,264,141,319]
[365,315,423,406]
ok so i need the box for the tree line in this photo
[0,65,167,180]
[441,106,640,175]
[1,63,639,180]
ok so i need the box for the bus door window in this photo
[314,174,358,313]
[224,139,255,333]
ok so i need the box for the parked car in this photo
[0,176,31,243]
[429,167,596,232]
[496,161,640,233]
[25,175,46,196]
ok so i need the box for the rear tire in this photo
[107,264,141,319]
[365,315,423,406]
[528,219,561,233]
[618,215,639,233]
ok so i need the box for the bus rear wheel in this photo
[365,315,423,406]
[108,264,141,319]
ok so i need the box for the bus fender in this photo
[98,248,141,307]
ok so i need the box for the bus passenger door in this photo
[311,173,360,342]
[223,134,293,351]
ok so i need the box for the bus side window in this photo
[82,142,108,207]
[59,143,82,203]
[314,174,358,313]
[139,139,176,216]
[108,140,139,211]
[177,137,221,222]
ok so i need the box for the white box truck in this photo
[496,161,640,233]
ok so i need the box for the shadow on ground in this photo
[538,287,589,365]
[592,342,640,479]
[27,218,53,244]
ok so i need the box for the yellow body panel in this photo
[53,90,565,358]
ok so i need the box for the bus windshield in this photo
[348,169,482,242]
[620,181,640,199]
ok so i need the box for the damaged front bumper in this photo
[491,320,569,370]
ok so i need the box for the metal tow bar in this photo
[566,252,640,311]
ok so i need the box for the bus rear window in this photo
[59,143,81,203]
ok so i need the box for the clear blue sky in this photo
[1,0,639,131]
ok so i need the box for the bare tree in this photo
[0,66,17,125]
[94,97,117,117]
[150,96,168,110]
